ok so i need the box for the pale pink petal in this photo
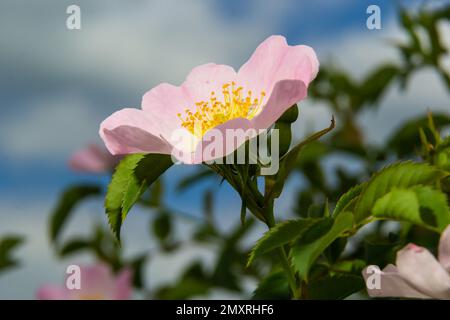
[362,264,429,299]
[113,269,133,300]
[237,36,290,95]
[190,117,254,164]
[36,285,71,300]
[438,226,450,272]
[141,82,193,134]
[100,108,172,156]
[67,264,118,300]
[182,63,237,102]
[396,243,450,299]
[69,144,119,173]
[250,79,307,130]
[237,35,318,96]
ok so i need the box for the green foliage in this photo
[105,153,172,241]
[387,113,450,157]
[247,218,325,266]
[0,236,24,273]
[353,161,445,223]
[307,274,364,299]
[50,184,101,241]
[152,212,172,241]
[252,270,290,299]
[265,117,335,201]
[290,211,353,281]
[333,183,364,217]
[372,186,450,232]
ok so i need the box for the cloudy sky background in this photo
[0,0,449,298]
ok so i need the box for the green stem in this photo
[265,202,300,299]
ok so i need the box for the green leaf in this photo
[333,183,364,217]
[291,211,353,281]
[105,153,172,241]
[307,274,364,299]
[354,161,445,223]
[386,114,450,157]
[128,254,148,289]
[152,212,171,241]
[50,184,101,241]
[373,186,450,232]
[0,236,24,272]
[247,218,325,266]
[58,238,91,257]
[252,269,290,300]
[351,64,399,111]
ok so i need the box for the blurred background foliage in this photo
[1,3,450,299]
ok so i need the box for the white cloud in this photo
[0,93,103,160]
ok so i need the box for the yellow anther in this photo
[179,81,266,138]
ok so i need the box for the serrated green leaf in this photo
[354,161,445,223]
[333,183,364,217]
[373,186,450,232]
[247,218,324,266]
[105,153,172,241]
[291,211,353,281]
[50,184,101,241]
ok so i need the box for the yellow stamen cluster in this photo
[178,82,266,138]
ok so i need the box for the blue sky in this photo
[0,0,449,298]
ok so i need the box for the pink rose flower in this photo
[99,35,318,164]
[36,264,132,300]
[363,225,450,299]
[69,144,120,173]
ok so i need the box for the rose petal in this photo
[188,117,254,164]
[36,285,70,300]
[182,63,237,102]
[141,82,193,133]
[113,268,133,300]
[362,264,429,299]
[438,225,450,272]
[69,144,118,173]
[250,79,307,130]
[396,243,450,299]
[100,108,172,155]
[238,35,318,96]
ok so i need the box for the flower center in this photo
[178,81,266,138]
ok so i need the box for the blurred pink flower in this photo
[69,144,120,173]
[362,225,450,299]
[99,35,319,164]
[36,264,132,300]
